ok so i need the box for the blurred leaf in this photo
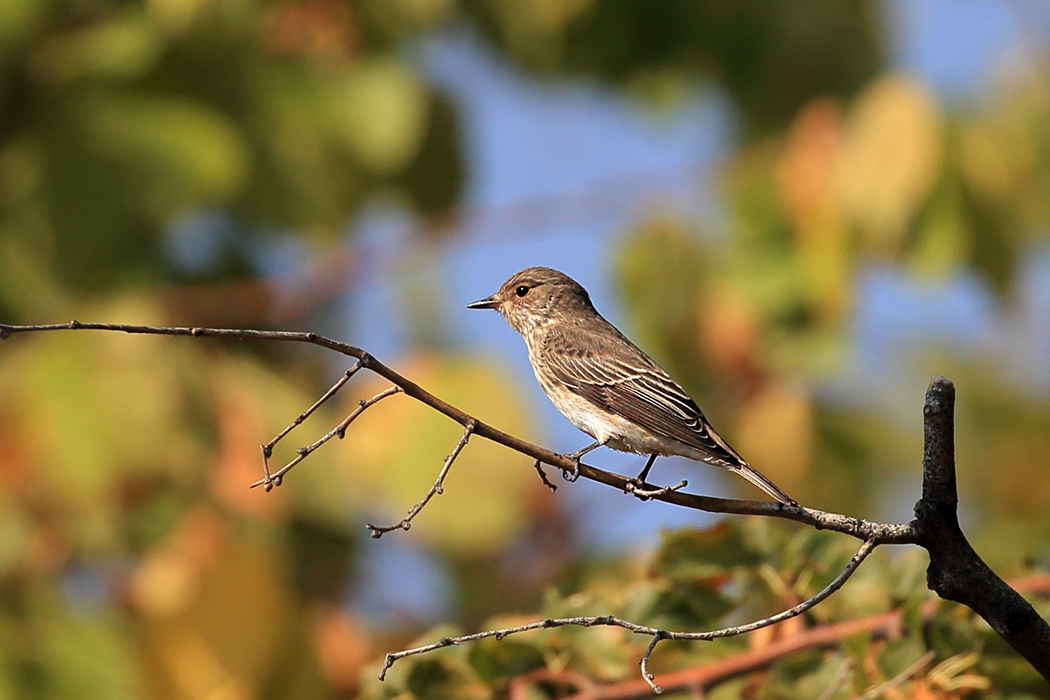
[330,58,430,176]
[0,0,42,63]
[878,636,928,679]
[0,495,30,575]
[837,75,944,251]
[734,381,813,491]
[907,171,972,277]
[406,658,490,700]
[776,100,851,324]
[76,93,250,208]
[644,580,735,629]
[769,652,851,700]
[652,523,765,582]
[0,231,66,319]
[136,523,306,699]
[0,298,207,552]
[469,636,545,682]
[37,612,146,700]
[469,0,881,136]
[29,11,163,83]
[615,217,705,378]
[398,90,464,215]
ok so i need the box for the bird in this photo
[467,266,795,505]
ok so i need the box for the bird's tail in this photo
[730,462,796,505]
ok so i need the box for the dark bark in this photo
[914,376,1050,682]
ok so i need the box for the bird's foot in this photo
[625,479,687,501]
[558,446,593,482]
[557,440,609,483]
[560,455,581,482]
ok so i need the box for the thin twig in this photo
[625,480,688,501]
[533,460,558,492]
[853,650,935,700]
[252,386,402,490]
[260,361,363,481]
[366,420,477,538]
[561,573,1050,700]
[379,539,878,687]
[639,633,667,693]
[0,321,920,545]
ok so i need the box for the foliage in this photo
[363,520,1050,698]
[0,0,463,302]
[465,0,882,136]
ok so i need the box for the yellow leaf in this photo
[734,382,812,492]
[837,76,944,252]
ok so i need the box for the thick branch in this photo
[914,376,1050,681]
[0,322,918,544]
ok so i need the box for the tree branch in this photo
[548,575,1050,700]
[254,385,402,490]
[0,322,917,544]
[261,361,363,460]
[913,376,1050,681]
[4,323,1048,683]
[378,539,877,691]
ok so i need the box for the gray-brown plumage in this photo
[468,266,795,505]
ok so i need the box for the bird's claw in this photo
[561,456,581,482]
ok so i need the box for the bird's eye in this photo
[515,285,529,297]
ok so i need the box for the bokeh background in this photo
[2,1,1050,697]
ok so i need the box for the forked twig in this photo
[379,538,878,691]
[533,460,558,492]
[366,420,477,538]
[260,361,363,480]
[263,362,363,454]
[639,633,668,693]
[626,479,688,501]
[252,386,402,490]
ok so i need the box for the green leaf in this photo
[329,58,429,176]
[652,523,765,582]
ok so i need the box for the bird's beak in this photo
[467,294,501,310]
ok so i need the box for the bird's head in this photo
[468,266,595,335]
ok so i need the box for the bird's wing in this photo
[543,336,743,465]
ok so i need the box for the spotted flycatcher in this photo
[468,266,794,504]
